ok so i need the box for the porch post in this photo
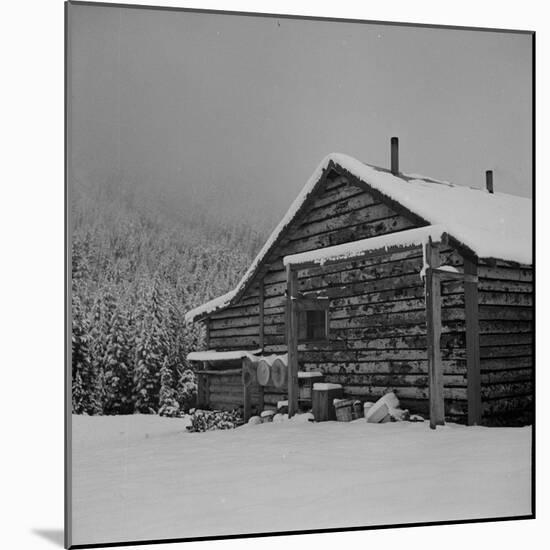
[425,238,445,429]
[286,265,299,417]
[242,357,252,422]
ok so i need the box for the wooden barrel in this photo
[257,357,274,386]
[271,355,288,389]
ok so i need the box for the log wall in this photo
[477,261,534,425]
[200,176,533,425]
[293,245,467,422]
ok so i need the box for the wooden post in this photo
[196,361,208,408]
[242,357,251,422]
[464,257,482,425]
[286,265,299,417]
[204,318,210,349]
[259,278,265,351]
[424,238,445,429]
[258,385,265,413]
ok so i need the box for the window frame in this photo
[295,297,330,344]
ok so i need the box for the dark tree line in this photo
[71,178,265,416]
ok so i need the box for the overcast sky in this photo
[68,3,532,228]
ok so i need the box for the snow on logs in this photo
[283,225,448,270]
[363,392,423,423]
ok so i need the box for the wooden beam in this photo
[242,357,251,422]
[464,257,482,425]
[258,385,265,413]
[286,242,422,271]
[202,368,242,376]
[294,296,330,312]
[424,238,445,429]
[286,265,299,417]
[196,360,211,409]
[259,278,265,350]
[204,318,210,349]
[432,266,478,283]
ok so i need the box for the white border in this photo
[3,1,545,549]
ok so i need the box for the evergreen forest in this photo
[71,177,268,416]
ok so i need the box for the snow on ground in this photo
[71,415,531,546]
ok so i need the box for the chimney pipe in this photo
[486,170,494,194]
[390,137,399,175]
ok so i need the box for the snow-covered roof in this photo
[185,153,532,323]
[283,225,447,268]
[186,350,261,362]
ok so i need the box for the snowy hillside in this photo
[71,415,531,546]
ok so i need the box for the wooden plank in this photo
[301,192,379,225]
[208,393,245,405]
[283,215,416,254]
[340,384,467,401]
[478,306,533,322]
[287,266,299,417]
[328,331,465,349]
[478,279,533,293]
[208,335,264,348]
[259,278,265,350]
[482,395,533,415]
[209,316,260,330]
[308,183,366,210]
[258,385,265,412]
[323,373,466,387]
[480,356,533,371]
[479,332,533,347]
[464,257,481,426]
[481,381,533,399]
[294,297,330,312]
[300,248,424,279]
[201,368,242,376]
[324,174,349,191]
[479,320,533,334]
[242,358,251,422]
[479,344,533,359]
[196,372,208,408]
[209,304,260,321]
[478,291,533,307]
[329,307,465,329]
[301,359,466,376]
[292,202,398,241]
[477,265,533,282]
[204,318,210,349]
[481,368,532,384]
[209,325,261,338]
[425,239,445,428]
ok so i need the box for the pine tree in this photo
[133,280,165,413]
[102,301,134,414]
[176,367,197,412]
[158,357,180,417]
[72,294,101,414]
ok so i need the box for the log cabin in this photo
[185,143,533,427]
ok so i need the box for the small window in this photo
[298,309,328,342]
